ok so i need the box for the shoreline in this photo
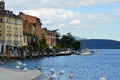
[0,52,72,60]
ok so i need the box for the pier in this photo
[0,51,72,60]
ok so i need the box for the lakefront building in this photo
[0,0,23,53]
[19,12,42,46]
[41,28,56,48]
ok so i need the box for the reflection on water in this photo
[0,49,120,80]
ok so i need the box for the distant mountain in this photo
[81,39,120,49]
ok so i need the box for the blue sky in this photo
[4,0,120,41]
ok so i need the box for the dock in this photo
[0,51,72,59]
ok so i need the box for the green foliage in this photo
[61,33,73,48]
[56,32,61,47]
[27,34,50,52]
[23,32,80,52]
[72,40,81,50]
[40,36,47,50]
[28,45,33,50]
[53,45,61,52]
[29,34,40,51]
[22,46,28,50]
[60,33,80,50]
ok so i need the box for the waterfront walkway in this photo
[0,51,72,59]
[0,68,41,80]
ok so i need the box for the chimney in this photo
[0,0,5,10]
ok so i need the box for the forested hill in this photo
[81,39,120,49]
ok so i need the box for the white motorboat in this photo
[76,49,94,55]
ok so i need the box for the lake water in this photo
[0,49,120,80]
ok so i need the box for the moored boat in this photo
[76,49,94,55]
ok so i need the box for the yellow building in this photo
[0,0,23,53]
[41,28,56,49]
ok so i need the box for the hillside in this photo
[81,39,120,49]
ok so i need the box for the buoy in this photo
[59,70,65,75]
[16,65,20,69]
[23,63,27,66]
[50,68,55,73]
[50,74,57,79]
[99,77,106,80]
[23,67,28,71]
[69,73,74,79]
[17,61,22,65]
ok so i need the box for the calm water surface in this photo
[0,49,120,80]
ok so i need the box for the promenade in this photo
[0,51,72,60]
[0,68,41,80]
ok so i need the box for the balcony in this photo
[14,41,19,45]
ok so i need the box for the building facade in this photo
[41,28,56,49]
[19,12,42,46]
[0,0,23,53]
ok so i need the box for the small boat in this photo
[76,49,94,55]
[0,68,41,80]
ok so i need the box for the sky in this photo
[4,0,120,41]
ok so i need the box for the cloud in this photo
[24,8,77,29]
[75,0,120,7]
[5,0,120,10]
[23,8,113,30]
[23,8,83,29]
[70,19,81,25]
[4,0,117,26]
[114,9,120,16]
[4,0,119,40]
[4,0,115,30]
[86,14,112,22]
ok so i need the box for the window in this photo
[0,26,2,30]
[24,36,25,43]
[0,18,3,22]
[0,35,2,40]
[7,19,9,23]
[20,35,22,37]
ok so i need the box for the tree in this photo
[54,32,62,51]
[29,34,40,51]
[61,33,74,49]
[60,33,80,50]
[56,32,61,44]
[40,36,48,50]
[72,40,80,50]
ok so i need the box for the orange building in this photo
[41,28,56,48]
[19,12,42,46]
